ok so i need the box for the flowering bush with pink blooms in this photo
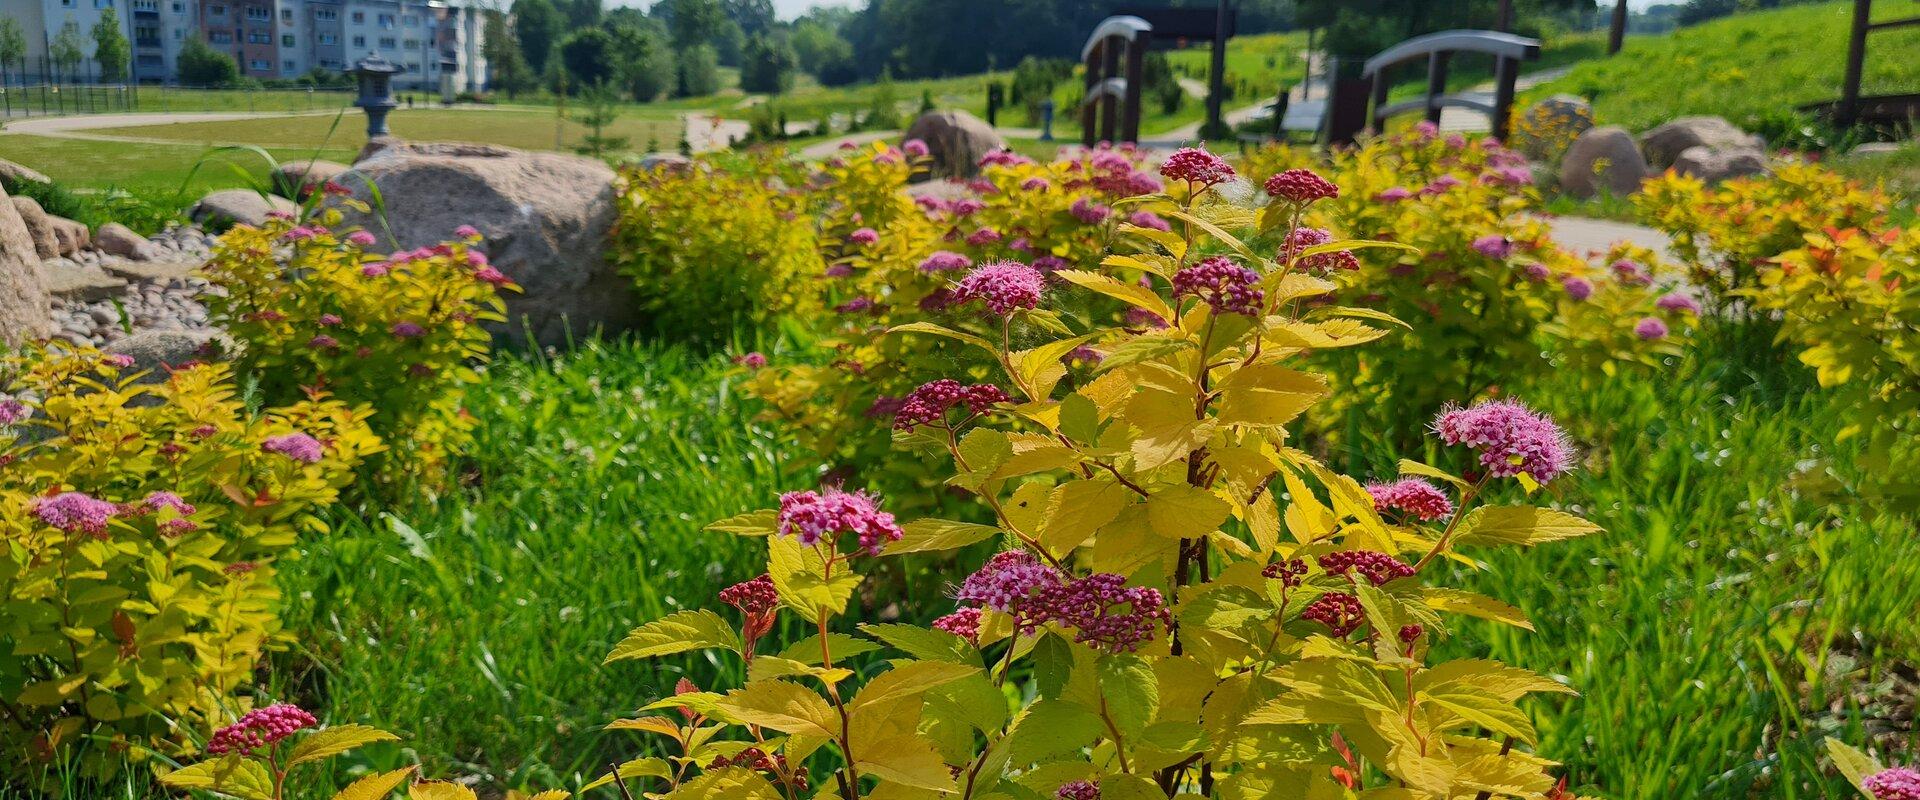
[0,349,377,775]
[201,209,513,487]
[1241,128,1683,437]
[593,147,1604,800]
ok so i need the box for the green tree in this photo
[571,80,628,156]
[562,0,601,30]
[50,21,86,83]
[512,0,562,76]
[660,0,724,50]
[91,8,130,82]
[0,18,27,87]
[606,16,673,102]
[722,0,775,37]
[177,36,239,86]
[558,26,616,88]
[738,33,794,95]
[675,43,720,98]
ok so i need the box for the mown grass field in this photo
[100,108,686,155]
[1533,0,1920,130]
[55,326,1882,799]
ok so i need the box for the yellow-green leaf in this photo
[889,321,997,355]
[408,781,478,800]
[579,757,672,792]
[768,534,862,620]
[160,757,275,800]
[1451,506,1602,548]
[715,680,840,738]
[885,519,1001,555]
[288,725,399,766]
[705,509,778,536]
[1055,270,1176,325]
[851,661,982,714]
[331,767,418,800]
[1146,485,1232,540]
[605,610,742,663]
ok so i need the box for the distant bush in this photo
[0,350,378,776]
[176,37,239,88]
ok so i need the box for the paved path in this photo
[1535,213,1673,262]
[0,110,349,146]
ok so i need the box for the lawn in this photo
[0,132,355,193]
[91,108,687,156]
[1531,0,1920,131]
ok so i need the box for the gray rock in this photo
[190,189,299,229]
[1639,116,1764,170]
[1513,94,1594,163]
[106,330,219,376]
[9,196,60,259]
[103,259,203,283]
[47,215,89,256]
[1671,145,1770,185]
[44,266,129,302]
[1850,141,1908,156]
[0,184,52,346]
[1560,125,1650,199]
[96,222,163,261]
[271,159,353,199]
[631,153,693,173]
[337,141,632,347]
[0,158,52,188]
[902,110,1007,179]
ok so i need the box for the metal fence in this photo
[0,83,355,119]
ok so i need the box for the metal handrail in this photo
[1362,29,1541,77]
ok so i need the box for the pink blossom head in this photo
[1021,177,1052,192]
[956,261,1046,315]
[206,704,317,756]
[776,489,903,555]
[103,353,136,368]
[1413,120,1440,139]
[1562,276,1594,301]
[475,266,513,287]
[965,227,1003,247]
[1127,210,1170,231]
[719,574,778,616]
[454,224,481,239]
[1158,147,1235,187]
[261,433,325,464]
[1376,187,1413,203]
[32,492,119,536]
[919,251,972,274]
[1420,175,1462,196]
[360,263,390,278]
[1522,262,1552,282]
[345,230,377,247]
[1126,171,1165,195]
[1041,573,1171,652]
[1866,767,1920,800]
[1365,478,1454,522]
[1282,227,1360,274]
[1264,168,1339,204]
[1610,259,1652,286]
[1056,780,1100,800]
[902,139,930,158]
[308,334,340,350]
[1318,550,1416,586]
[1432,399,1575,483]
[1633,317,1669,340]
[1069,197,1112,225]
[848,227,880,246]
[932,607,982,644]
[390,321,426,338]
[892,379,1009,430]
[1656,292,1701,315]
[1173,256,1264,316]
[955,550,1062,618]
[823,263,854,278]
[1471,234,1513,260]
[0,396,28,427]
[834,296,879,314]
[1032,255,1071,272]
[1303,592,1365,636]
[733,352,768,369]
[1125,307,1169,329]
[318,314,344,327]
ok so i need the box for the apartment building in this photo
[0,0,484,90]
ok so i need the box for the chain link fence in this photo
[0,83,354,119]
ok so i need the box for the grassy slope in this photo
[1531,0,1920,130]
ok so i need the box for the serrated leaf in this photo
[854,733,959,792]
[778,632,884,664]
[714,680,839,738]
[579,757,672,792]
[1006,699,1105,763]
[1012,334,1098,400]
[705,509,778,536]
[1055,270,1176,325]
[1165,210,1261,264]
[1096,654,1160,739]
[1827,738,1884,791]
[1422,588,1534,630]
[408,781,478,800]
[1396,459,1469,490]
[605,610,742,663]
[604,716,682,737]
[885,519,1001,555]
[889,321,997,355]
[160,757,275,800]
[1095,334,1192,372]
[1307,305,1411,330]
[1146,485,1232,540]
[860,623,983,666]
[668,767,785,800]
[288,724,399,766]
[1451,506,1602,548]
[851,661,981,714]
[330,767,418,800]
[1422,688,1537,743]
[768,534,862,620]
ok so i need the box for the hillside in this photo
[1534,0,1920,130]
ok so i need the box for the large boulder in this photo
[10,196,60,259]
[1639,116,1764,170]
[1513,94,1594,163]
[271,159,352,199]
[190,189,299,229]
[903,110,1007,179]
[1672,145,1769,185]
[1560,125,1650,199]
[96,222,163,261]
[338,141,632,346]
[47,215,89,256]
[0,184,52,347]
[107,330,220,380]
[0,158,52,188]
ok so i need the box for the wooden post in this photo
[1492,55,1519,141]
[1496,0,1513,32]
[1081,45,1100,147]
[1121,31,1149,144]
[1369,66,1389,134]
[1424,50,1450,126]
[1303,27,1315,101]
[1099,36,1121,143]
[1204,0,1229,136]
[1608,0,1628,54]
[1840,0,1872,125]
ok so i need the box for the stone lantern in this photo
[350,54,402,138]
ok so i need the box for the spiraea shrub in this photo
[0,349,377,776]
[590,147,1605,800]
[202,212,513,487]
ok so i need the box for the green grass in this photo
[98,107,685,154]
[0,132,353,193]
[1532,0,1920,131]
[0,85,355,117]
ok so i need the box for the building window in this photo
[352,35,364,46]
[94,0,113,8]
[402,38,417,49]
[281,8,291,21]
[249,58,269,70]
[315,8,335,20]
[281,34,294,46]
[283,59,294,70]
[378,36,396,48]
[171,1,183,11]
[378,14,395,28]
[350,11,363,22]
[317,33,336,44]
[61,0,76,7]
[405,62,419,72]
[209,31,232,43]
[132,0,157,10]
[173,28,183,39]
[247,32,270,44]
[402,14,417,26]
[209,4,225,13]
[245,6,269,21]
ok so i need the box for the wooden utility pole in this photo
[1608,0,1628,54]
[1496,0,1513,32]
[1840,0,1872,125]
[1204,0,1229,136]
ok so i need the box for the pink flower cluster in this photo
[261,432,325,464]
[956,262,1045,315]
[1656,292,1701,315]
[1634,317,1669,340]
[733,352,768,369]
[1867,767,1920,800]
[892,379,1010,431]
[31,492,119,536]
[776,489,903,555]
[1611,259,1652,287]
[1432,399,1574,482]
[903,139,930,158]
[1303,592,1365,636]
[1261,558,1308,587]
[1173,256,1264,316]
[919,251,973,273]
[1562,276,1594,301]
[1264,168,1339,204]
[1128,211,1170,231]
[390,321,427,338]
[206,703,317,756]
[1365,478,1454,521]
[1069,197,1112,225]
[932,607,982,643]
[140,491,200,535]
[719,574,778,615]
[1281,227,1360,274]
[951,553,1168,651]
[1159,147,1236,187]
[1471,235,1514,260]
[848,227,880,245]
[1318,550,1416,586]
[955,551,1062,618]
[1056,780,1100,800]
[0,396,26,426]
